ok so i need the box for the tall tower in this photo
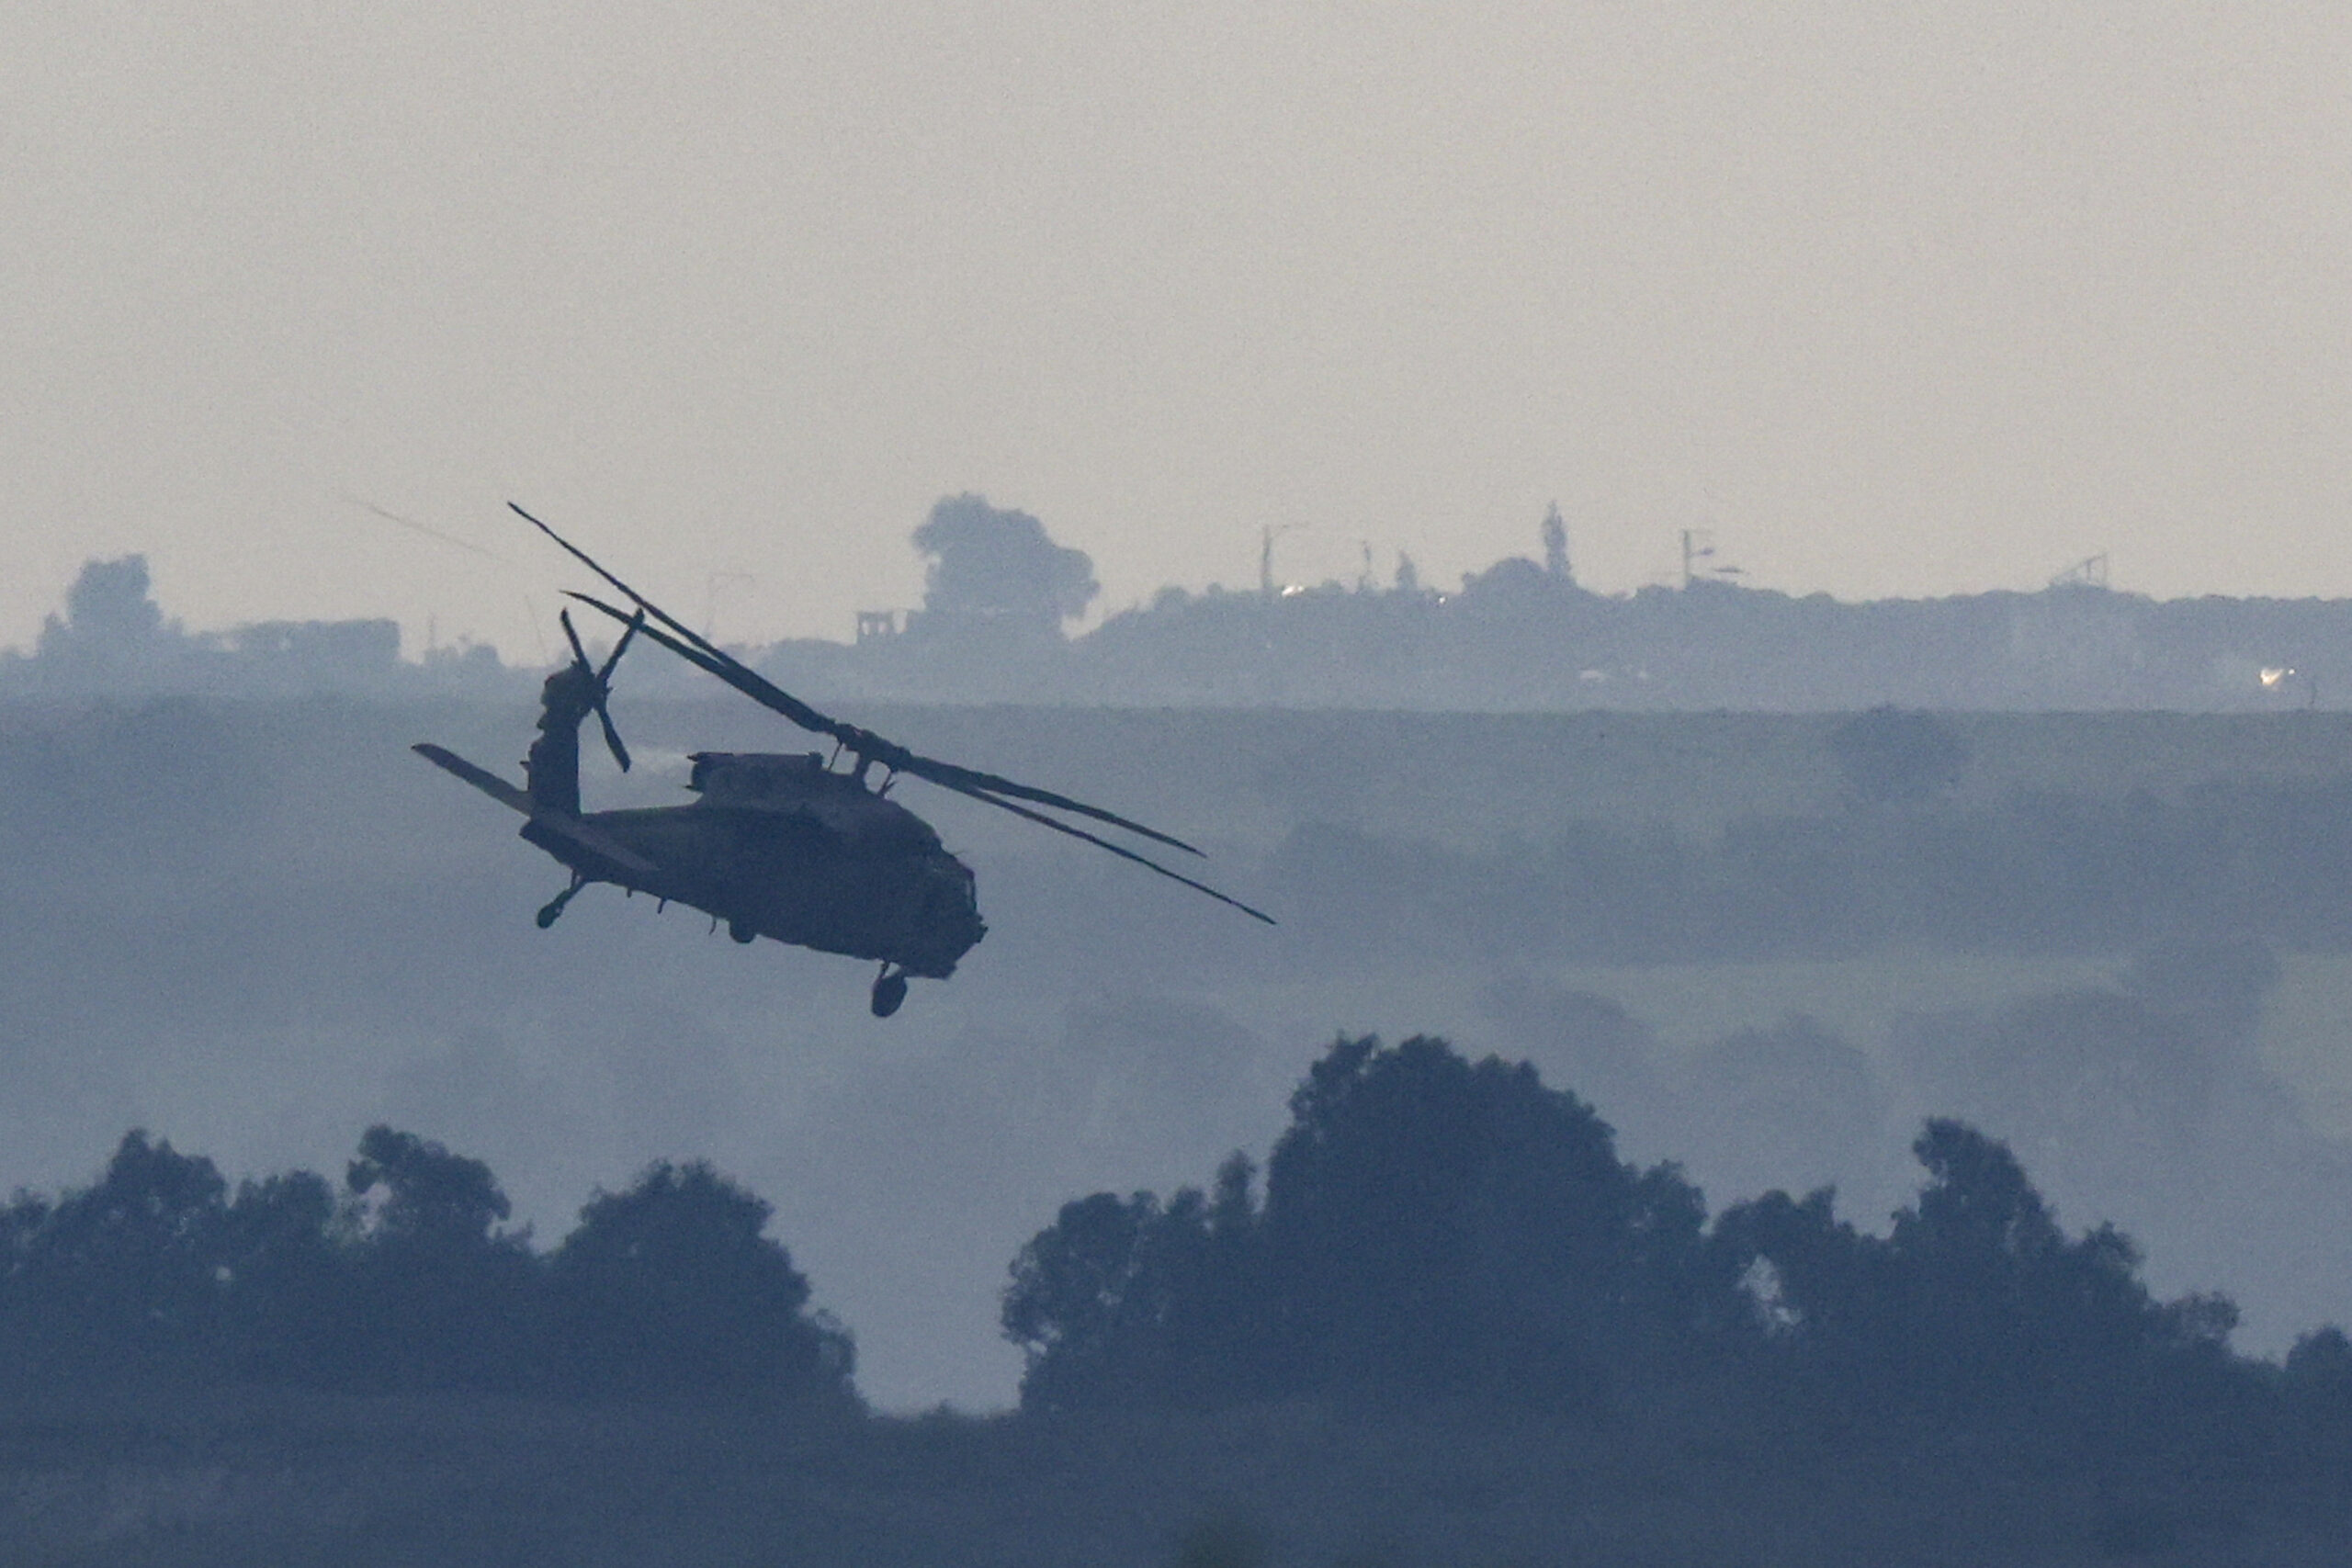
[1541,502,1571,582]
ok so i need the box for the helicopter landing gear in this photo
[870,964,910,1019]
[728,919,757,944]
[536,874,587,929]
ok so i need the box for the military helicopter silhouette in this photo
[413,504,1272,1017]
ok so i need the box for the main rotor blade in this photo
[892,751,1207,856]
[564,590,1257,913]
[958,784,1276,925]
[562,590,1208,857]
[519,501,851,738]
[565,589,833,732]
[597,610,643,684]
[514,501,839,721]
[516,503,1211,854]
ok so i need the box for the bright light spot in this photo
[1279,584,1306,597]
[2260,666,2295,689]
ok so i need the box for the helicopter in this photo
[413,504,1272,1017]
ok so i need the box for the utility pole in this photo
[1260,524,1304,599]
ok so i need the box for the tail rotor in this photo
[559,607,643,773]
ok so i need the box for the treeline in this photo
[0,1126,854,1404]
[1273,774,2352,966]
[17,1037,2352,1459]
[1004,1035,2352,1454]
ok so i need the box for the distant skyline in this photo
[5,5,2348,659]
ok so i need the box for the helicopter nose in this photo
[930,872,985,948]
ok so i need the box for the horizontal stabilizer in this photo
[412,743,656,874]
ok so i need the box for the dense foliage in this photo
[1005,1035,2339,1445]
[0,1126,854,1404]
[1006,1035,1704,1411]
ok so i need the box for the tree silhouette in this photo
[11,1131,229,1374]
[1008,1035,2280,1438]
[343,1125,537,1392]
[1005,1036,1726,1409]
[1709,1186,1876,1348]
[1005,1190,1184,1410]
[0,1126,862,1404]
[1260,1035,1663,1399]
[215,1169,346,1383]
[548,1160,854,1401]
[347,1124,512,1250]
[2285,1325,2352,1405]
[1715,1119,2241,1427]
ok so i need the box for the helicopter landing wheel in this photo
[728,919,757,944]
[870,964,910,1019]
[536,876,586,930]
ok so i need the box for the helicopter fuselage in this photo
[519,750,985,979]
[420,506,1264,1016]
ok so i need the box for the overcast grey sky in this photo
[5,4,2348,656]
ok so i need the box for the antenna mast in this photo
[2046,553,2109,590]
[1260,524,1304,598]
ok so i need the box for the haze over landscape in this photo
[13,533,2352,1397]
[12,5,2352,1562]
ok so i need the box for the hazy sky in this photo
[6,4,2349,656]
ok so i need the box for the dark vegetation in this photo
[1005,1035,2278,1427]
[993,1036,2352,1562]
[0,1127,854,1406]
[9,1037,2352,1562]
